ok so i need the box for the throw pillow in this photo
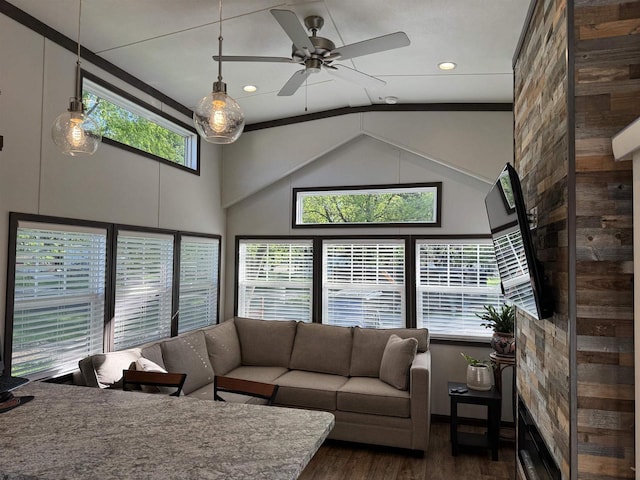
[135,357,172,394]
[379,334,418,391]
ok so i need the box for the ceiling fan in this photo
[214,9,410,96]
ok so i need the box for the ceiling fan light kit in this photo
[51,0,101,156]
[214,9,411,97]
[194,0,245,144]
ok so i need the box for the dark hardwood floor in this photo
[300,421,516,480]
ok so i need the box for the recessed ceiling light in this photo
[243,85,257,93]
[383,96,398,105]
[438,62,457,71]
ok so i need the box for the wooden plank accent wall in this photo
[573,1,638,478]
[514,0,571,477]
[515,0,638,478]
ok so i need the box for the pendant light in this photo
[193,0,245,144]
[51,0,101,156]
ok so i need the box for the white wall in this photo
[0,14,226,347]
[223,111,514,419]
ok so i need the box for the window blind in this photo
[11,223,107,379]
[238,240,313,322]
[323,240,405,328]
[416,241,503,339]
[178,236,219,334]
[114,231,174,350]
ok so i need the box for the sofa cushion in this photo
[203,320,242,375]
[234,317,297,368]
[224,365,289,384]
[289,323,352,376]
[337,377,411,418]
[379,334,418,390]
[140,343,165,369]
[161,330,214,395]
[79,348,141,389]
[350,327,428,377]
[274,370,348,411]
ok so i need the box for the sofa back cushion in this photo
[161,330,214,395]
[289,323,352,376]
[140,343,166,369]
[350,327,429,377]
[234,317,297,368]
[203,320,242,375]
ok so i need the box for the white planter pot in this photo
[466,365,492,391]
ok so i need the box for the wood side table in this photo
[449,381,502,461]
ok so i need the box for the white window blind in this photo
[238,240,313,322]
[178,236,219,334]
[114,231,174,350]
[492,228,538,317]
[11,222,107,379]
[323,240,405,328]
[416,240,503,339]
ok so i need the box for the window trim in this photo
[292,182,442,229]
[235,233,495,341]
[4,212,221,377]
[81,70,201,176]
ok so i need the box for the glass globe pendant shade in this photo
[51,99,101,156]
[193,83,245,144]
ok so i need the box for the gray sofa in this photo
[78,317,431,452]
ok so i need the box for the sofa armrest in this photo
[409,350,431,451]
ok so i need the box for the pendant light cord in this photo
[74,0,83,101]
[217,0,223,84]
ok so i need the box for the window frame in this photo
[177,234,222,334]
[235,237,315,323]
[4,213,221,378]
[415,237,504,341]
[292,182,442,228]
[82,70,201,175]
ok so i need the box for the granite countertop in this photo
[0,382,334,480]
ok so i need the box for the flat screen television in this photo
[484,163,552,320]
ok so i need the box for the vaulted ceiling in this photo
[8,0,530,124]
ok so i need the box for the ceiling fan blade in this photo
[213,55,297,63]
[278,69,312,96]
[330,32,410,61]
[325,64,386,89]
[271,9,315,53]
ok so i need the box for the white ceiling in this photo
[8,0,530,124]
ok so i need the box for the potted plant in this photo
[477,304,515,356]
[461,353,493,391]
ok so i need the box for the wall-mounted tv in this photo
[484,163,552,320]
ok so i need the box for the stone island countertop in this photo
[0,382,334,480]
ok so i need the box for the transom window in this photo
[82,73,199,173]
[293,183,441,228]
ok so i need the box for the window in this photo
[178,236,220,334]
[416,240,503,339]
[114,230,174,350]
[10,221,107,379]
[237,239,313,322]
[492,227,537,317]
[323,240,405,328]
[82,73,199,173]
[293,183,441,227]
